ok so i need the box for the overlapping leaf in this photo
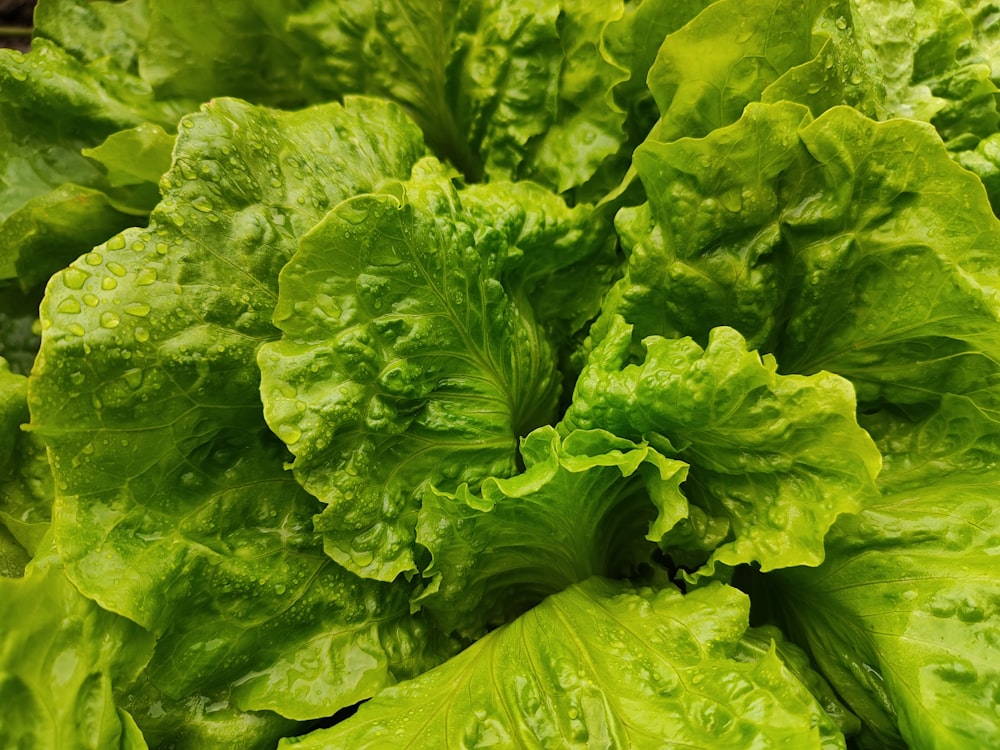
[258,166,615,581]
[28,96,457,740]
[565,316,880,577]
[415,426,687,637]
[281,579,846,749]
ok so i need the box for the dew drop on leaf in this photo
[57,298,81,314]
[62,268,89,290]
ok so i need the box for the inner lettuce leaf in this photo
[258,163,616,581]
[28,96,461,736]
[414,426,688,638]
[612,101,1000,418]
[564,316,880,577]
[279,578,847,750]
[755,395,1000,748]
[0,539,154,750]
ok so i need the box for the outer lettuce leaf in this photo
[645,0,880,142]
[0,542,154,750]
[81,123,176,215]
[762,417,1000,746]
[851,0,998,149]
[29,96,457,732]
[615,101,1000,418]
[0,357,51,574]
[285,0,630,193]
[602,0,717,144]
[258,165,614,581]
[139,0,307,109]
[564,316,880,577]
[0,13,190,289]
[280,578,846,749]
[415,426,688,637]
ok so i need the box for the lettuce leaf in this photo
[281,578,847,749]
[415,426,687,637]
[760,397,1000,748]
[0,0,192,293]
[28,96,458,734]
[0,542,154,749]
[258,165,615,581]
[565,316,879,577]
[614,101,1000,420]
[0,358,51,573]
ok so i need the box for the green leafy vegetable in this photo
[565,316,880,577]
[258,164,614,580]
[281,578,846,749]
[4,0,1000,746]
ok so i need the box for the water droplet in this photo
[277,423,302,445]
[68,323,86,337]
[100,311,121,329]
[124,302,151,317]
[192,196,214,213]
[134,327,150,342]
[85,252,103,266]
[69,371,85,385]
[57,298,81,314]
[136,268,158,286]
[181,118,194,129]
[155,243,169,255]
[63,268,89,289]
[107,235,127,251]
[83,294,100,307]
[102,277,118,290]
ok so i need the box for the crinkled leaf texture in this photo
[764,395,1000,748]
[83,0,633,194]
[564,316,880,578]
[415,426,688,638]
[258,164,615,581]
[280,578,846,749]
[29,95,458,742]
[612,101,1000,417]
[645,0,880,142]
